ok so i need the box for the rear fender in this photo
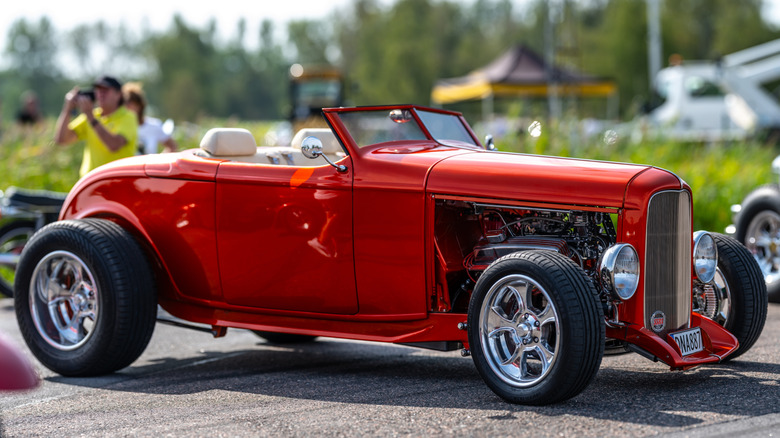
[63,203,177,300]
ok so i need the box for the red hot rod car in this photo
[14,105,767,405]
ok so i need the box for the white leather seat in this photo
[200,128,257,156]
[196,127,345,167]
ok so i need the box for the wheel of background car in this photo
[711,233,768,361]
[467,250,604,405]
[14,219,157,376]
[0,220,36,298]
[252,331,318,344]
[734,183,780,303]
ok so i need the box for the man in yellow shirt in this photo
[54,75,138,177]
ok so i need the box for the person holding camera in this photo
[54,75,138,177]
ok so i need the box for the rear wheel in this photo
[14,219,157,376]
[467,251,604,405]
[0,220,36,298]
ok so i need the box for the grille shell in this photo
[644,190,691,335]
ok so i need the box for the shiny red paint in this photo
[59,104,737,368]
[426,151,653,208]
[606,314,737,369]
[619,167,688,327]
[216,159,356,313]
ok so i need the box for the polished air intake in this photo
[644,190,692,336]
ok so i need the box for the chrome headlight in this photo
[599,243,640,300]
[693,231,717,283]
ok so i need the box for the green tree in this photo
[287,20,333,65]
[144,16,220,120]
[663,0,777,60]
[3,17,66,117]
[254,20,290,119]
[580,0,649,116]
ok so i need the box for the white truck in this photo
[644,39,780,142]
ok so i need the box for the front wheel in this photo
[467,251,604,405]
[14,219,157,376]
[709,234,768,361]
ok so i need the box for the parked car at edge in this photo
[729,154,780,303]
[0,187,66,297]
[14,105,767,405]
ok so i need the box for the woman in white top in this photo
[123,82,178,154]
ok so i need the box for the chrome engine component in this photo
[692,269,731,327]
[464,203,616,287]
[438,192,695,341]
[694,282,720,318]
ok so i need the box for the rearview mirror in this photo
[389,109,413,124]
[300,136,348,173]
[484,134,496,151]
[300,136,323,159]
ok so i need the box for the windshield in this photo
[335,107,479,148]
[338,109,427,147]
[416,110,478,146]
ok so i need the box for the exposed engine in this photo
[433,199,618,313]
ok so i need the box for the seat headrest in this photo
[200,128,257,156]
[291,128,341,154]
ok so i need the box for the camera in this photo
[77,89,95,101]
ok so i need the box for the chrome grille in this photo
[644,190,691,335]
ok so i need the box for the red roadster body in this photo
[14,105,767,405]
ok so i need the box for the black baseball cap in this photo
[93,75,122,91]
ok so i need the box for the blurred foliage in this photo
[0,122,80,192]
[0,118,278,190]
[494,120,777,233]
[1,0,778,123]
[1,117,775,235]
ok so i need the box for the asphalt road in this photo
[1,297,779,437]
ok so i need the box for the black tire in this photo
[712,233,768,361]
[467,251,604,405]
[253,331,318,344]
[0,220,36,298]
[14,219,157,376]
[734,184,780,302]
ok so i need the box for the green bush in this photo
[1,117,775,233]
[0,118,276,193]
[0,123,81,192]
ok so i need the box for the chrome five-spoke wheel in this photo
[15,219,157,376]
[468,251,603,405]
[29,250,99,350]
[479,273,559,388]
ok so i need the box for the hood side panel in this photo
[426,152,652,208]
